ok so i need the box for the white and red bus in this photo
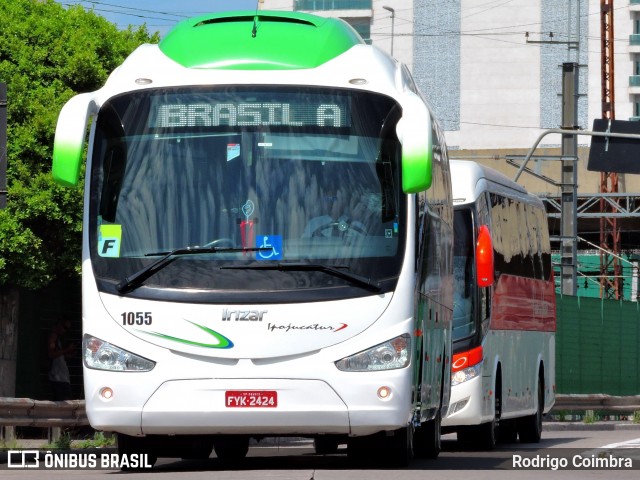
[442,160,556,448]
[51,11,454,466]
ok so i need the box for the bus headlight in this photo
[335,334,410,372]
[451,363,482,386]
[83,335,155,372]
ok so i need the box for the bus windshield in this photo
[89,86,405,301]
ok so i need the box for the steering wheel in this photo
[310,218,367,238]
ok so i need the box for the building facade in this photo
[260,0,640,300]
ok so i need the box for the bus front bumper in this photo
[87,377,413,437]
[441,375,488,427]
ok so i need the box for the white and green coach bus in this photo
[52,11,453,466]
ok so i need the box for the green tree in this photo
[0,0,159,288]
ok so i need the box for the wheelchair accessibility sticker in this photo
[256,235,282,260]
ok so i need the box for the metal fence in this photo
[553,394,640,412]
[0,398,87,428]
[556,294,640,396]
[0,394,637,438]
[0,397,88,442]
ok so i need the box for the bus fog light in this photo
[100,387,114,400]
[448,398,469,415]
[377,386,392,399]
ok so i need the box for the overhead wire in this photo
[61,0,636,52]
[56,1,639,131]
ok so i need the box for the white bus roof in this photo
[450,159,536,206]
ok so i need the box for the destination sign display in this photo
[148,94,350,128]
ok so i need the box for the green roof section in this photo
[158,10,364,70]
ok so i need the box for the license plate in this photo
[225,390,278,408]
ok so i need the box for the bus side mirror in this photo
[396,94,432,193]
[476,225,494,287]
[52,93,95,187]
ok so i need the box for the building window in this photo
[294,0,372,10]
[347,17,371,44]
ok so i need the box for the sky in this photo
[58,1,263,37]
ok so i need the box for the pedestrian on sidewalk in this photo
[47,318,75,401]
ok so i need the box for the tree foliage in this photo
[0,0,159,288]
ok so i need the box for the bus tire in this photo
[498,419,518,443]
[347,435,370,461]
[213,435,250,461]
[414,410,441,459]
[478,372,501,450]
[457,419,496,450]
[386,425,413,467]
[518,374,544,443]
[478,416,498,450]
[314,436,340,455]
[348,428,413,467]
[457,374,500,450]
[117,433,158,470]
[180,438,214,460]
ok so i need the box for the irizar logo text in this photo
[222,309,267,321]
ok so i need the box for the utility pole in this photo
[0,82,7,209]
[599,0,622,299]
[561,63,579,296]
[383,6,395,57]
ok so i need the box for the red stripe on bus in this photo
[452,346,483,372]
[490,275,556,332]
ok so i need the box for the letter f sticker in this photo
[98,224,122,258]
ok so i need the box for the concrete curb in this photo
[544,421,640,431]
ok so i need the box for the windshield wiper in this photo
[116,246,267,294]
[221,262,382,293]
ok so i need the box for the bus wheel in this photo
[213,435,250,461]
[117,433,158,470]
[519,375,544,443]
[498,419,518,443]
[477,416,498,450]
[347,435,369,461]
[314,436,340,455]
[180,438,214,460]
[385,426,413,467]
[348,428,413,467]
[414,411,441,459]
[457,391,500,450]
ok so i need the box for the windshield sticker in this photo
[227,143,240,162]
[241,199,255,219]
[256,235,283,261]
[240,200,256,249]
[139,320,234,349]
[98,224,122,258]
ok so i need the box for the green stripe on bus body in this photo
[139,321,234,349]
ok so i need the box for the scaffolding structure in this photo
[599,0,623,299]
